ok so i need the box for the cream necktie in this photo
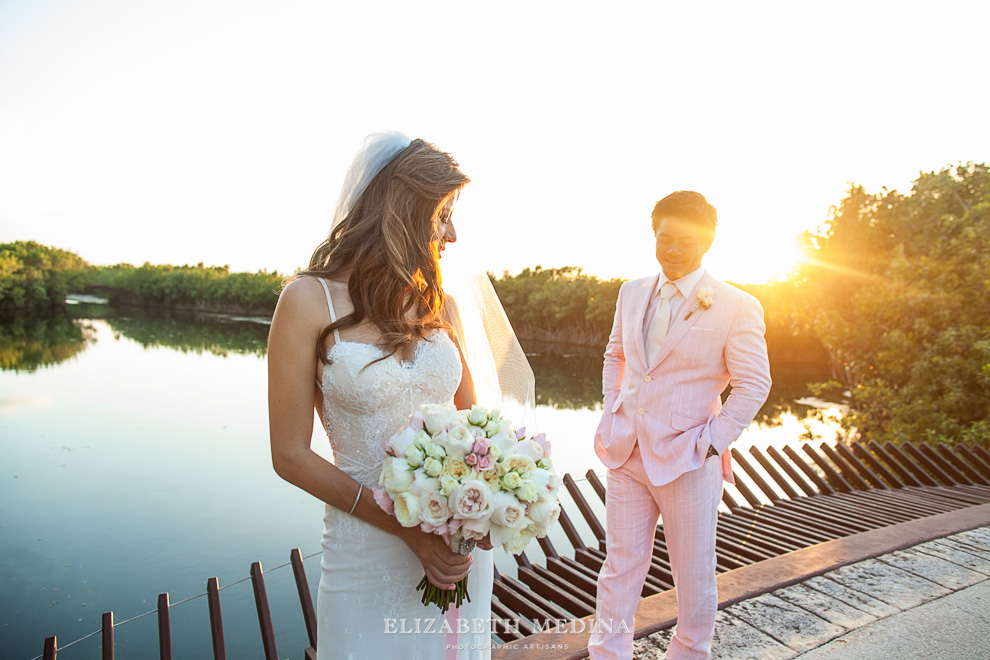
[645,282,677,364]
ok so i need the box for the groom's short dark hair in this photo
[651,191,718,235]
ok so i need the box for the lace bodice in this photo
[316,279,461,488]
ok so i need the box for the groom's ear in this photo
[701,231,715,253]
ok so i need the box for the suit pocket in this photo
[611,397,623,413]
[671,412,707,432]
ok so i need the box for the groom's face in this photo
[654,216,713,281]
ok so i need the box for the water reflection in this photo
[100,307,271,357]
[0,310,836,426]
[0,305,271,372]
[0,309,96,372]
[520,338,837,429]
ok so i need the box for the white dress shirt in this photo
[641,266,706,339]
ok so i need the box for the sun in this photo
[705,229,804,284]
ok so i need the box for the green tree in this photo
[795,163,990,446]
[0,241,94,309]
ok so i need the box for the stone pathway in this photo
[631,526,990,660]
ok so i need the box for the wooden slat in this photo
[43,636,57,660]
[957,445,990,477]
[564,473,607,542]
[749,446,801,499]
[516,565,595,617]
[157,593,172,660]
[817,443,872,490]
[917,443,972,485]
[851,442,906,488]
[874,442,933,487]
[832,442,888,489]
[783,445,835,494]
[801,444,854,492]
[207,577,227,660]
[251,561,279,660]
[731,450,784,502]
[290,548,318,651]
[936,444,990,485]
[766,445,821,496]
[902,443,957,485]
[102,612,114,660]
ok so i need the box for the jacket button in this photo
[637,408,645,415]
[643,375,651,382]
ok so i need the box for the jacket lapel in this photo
[647,272,717,371]
[629,274,659,370]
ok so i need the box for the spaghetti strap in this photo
[316,278,341,343]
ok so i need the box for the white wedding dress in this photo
[315,278,493,660]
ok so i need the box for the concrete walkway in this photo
[631,526,990,660]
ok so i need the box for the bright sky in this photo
[1,0,987,284]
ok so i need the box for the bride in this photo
[268,133,519,659]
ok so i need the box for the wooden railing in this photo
[37,440,990,658]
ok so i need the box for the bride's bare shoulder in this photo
[272,276,334,327]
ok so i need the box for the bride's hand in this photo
[401,529,473,590]
[476,532,494,551]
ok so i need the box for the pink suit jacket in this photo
[594,270,772,487]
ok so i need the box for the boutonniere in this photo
[684,285,714,320]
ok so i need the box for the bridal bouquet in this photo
[374,403,561,611]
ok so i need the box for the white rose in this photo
[448,479,492,520]
[467,405,489,426]
[405,446,425,468]
[515,480,539,503]
[419,491,451,528]
[388,426,419,457]
[502,524,537,555]
[532,468,551,492]
[381,457,414,493]
[502,472,522,490]
[514,439,544,462]
[490,431,518,458]
[393,491,421,527]
[439,425,475,459]
[427,442,446,460]
[408,469,440,497]
[529,503,561,537]
[423,457,443,477]
[439,474,459,496]
[422,403,458,435]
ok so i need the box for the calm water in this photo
[0,305,842,659]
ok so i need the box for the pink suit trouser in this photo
[589,443,723,660]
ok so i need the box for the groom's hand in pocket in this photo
[402,529,473,590]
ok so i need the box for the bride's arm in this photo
[268,278,472,589]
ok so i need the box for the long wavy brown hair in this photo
[293,138,470,364]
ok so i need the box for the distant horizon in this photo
[5,235,804,286]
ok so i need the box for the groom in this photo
[589,191,771,659]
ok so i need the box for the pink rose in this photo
[408,411,426,431]
[448,480,492,520]
[373,487,395,515]
[533,432,551,458]
[473,438,491,455]
[515,427,527,440]
[465,453,478,466]
[461,517,491,541]
[419,491,452,529]
[477,455,494,471]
